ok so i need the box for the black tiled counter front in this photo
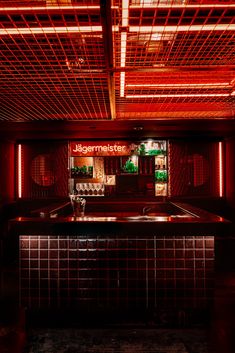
[8,202,231,326]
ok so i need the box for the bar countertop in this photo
[8,202,231,236]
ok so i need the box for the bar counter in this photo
[7,200,232,326]
[9,201,229,236]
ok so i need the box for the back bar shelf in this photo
[69,140,168,198]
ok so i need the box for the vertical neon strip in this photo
[120,71,125,97]
[120,32,127,97]
[219,141,223,197]
[120,0,128,97]
[18,144,22,198]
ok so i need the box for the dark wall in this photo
[0,141,15,201]
[0,137,232,210]
[225,137,235,217]
[20,141,68,198]
[9,138,227,202]
[169,140,220,198]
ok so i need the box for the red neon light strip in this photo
[129,24,235,33]
[130,4,235,9]
[219,142,223,197]
[126,83,231,88]
[18,144,22,198]
[126,93,230,98]
[0,5,120,11]
[0,26,102,35]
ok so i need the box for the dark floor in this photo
[23,328,208,353]
[1,263,235,353]
[208,272,235,353]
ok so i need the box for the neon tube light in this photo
[126,83,231,88]
[0,4,233,10]
[0,26,102,35]
[126,93,230,98]
[18,144,22,199]
[219,142,223,198]
[121,32,127,67]
[120,0,129,98]
[120,32,127,97]
[122,0,129,27]
[120,72,125,98]
[129,24,235,32]
[130,4,235,9]
[0,6,101,11]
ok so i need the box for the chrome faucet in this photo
[142,206,152,215]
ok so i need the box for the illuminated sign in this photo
[70,141,135,156]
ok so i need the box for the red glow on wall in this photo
[18,144,22,198]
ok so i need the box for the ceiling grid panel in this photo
[0,0,234,121]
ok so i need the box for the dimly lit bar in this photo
[0,1,235,353]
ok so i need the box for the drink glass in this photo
[69,195,86,217]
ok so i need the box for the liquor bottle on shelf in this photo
[155,183,167,197]
[73,187,79,195]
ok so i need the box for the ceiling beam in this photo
[100,0,116,120]
[1,120,235,140]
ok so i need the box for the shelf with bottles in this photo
[138,156,155,175]
[120,156,138,174]
[70,156,94,179]
[155,170,167,183]
[155,182,167,197]
[104,157,121,175]
[71,165,93,178]
[154,147,167,197]
[138,140,167,157]
[155,154,167,169]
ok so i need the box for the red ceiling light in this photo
[118,0,234,99]
[18,144,22,199]
[126,83,232,88]
[130,2,235,9]
[0,5,119,11]
[0,26,102,35]
[0,1,234,121]
[129,24,235,33]
[126,93,230,98]
[219,142,223,198]
[0,5,101,11]
[120,0,129,98]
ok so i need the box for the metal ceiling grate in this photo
[114,0,235,119]
[0,0,234,121]
[0,1,110,121]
